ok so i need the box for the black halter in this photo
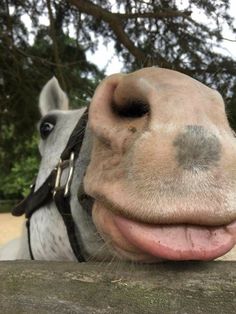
[12,108,91,262]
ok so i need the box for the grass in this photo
[0,200,18,213]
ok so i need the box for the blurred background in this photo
[0,0,236,210]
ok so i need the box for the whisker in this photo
[86,238,113,263]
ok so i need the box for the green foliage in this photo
[0,134,39,199]
[0,0,104,200]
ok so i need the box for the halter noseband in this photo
[12,108,91,262]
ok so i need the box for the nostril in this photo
[112,98,149,118]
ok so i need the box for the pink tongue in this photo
[114,216,236,260]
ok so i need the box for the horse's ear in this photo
[39,77,69,116]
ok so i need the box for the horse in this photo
[1,67,236,262]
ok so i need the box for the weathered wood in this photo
[0,261,235,313]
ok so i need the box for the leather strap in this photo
[12,171,57,218]
[26,220,34,260]
[54,190,85,262]
[77,182,94,216]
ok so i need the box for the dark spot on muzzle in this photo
[173,125,221,171]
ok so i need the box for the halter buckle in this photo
[53,151,75,198]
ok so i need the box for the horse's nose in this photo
[173,125,222,171]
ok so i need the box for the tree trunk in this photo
[46,0,67,91]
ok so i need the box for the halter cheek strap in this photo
[12,108,92,262]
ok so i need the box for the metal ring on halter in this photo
[53,151,75,198]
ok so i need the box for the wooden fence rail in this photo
[0,261,235,313]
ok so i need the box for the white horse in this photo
[1,67,236,262]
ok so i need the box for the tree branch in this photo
[115,10,192,20]
[221,37,236,42]
[68,0,186,67]
[15,48,88,68]
[46,0,67,90]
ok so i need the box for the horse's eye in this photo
[40,121,55,139]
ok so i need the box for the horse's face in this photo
[85,67,236,262]
[38,69,236,263]
[37,78,81,188]
[36,78,109,261]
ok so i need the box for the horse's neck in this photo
[30,204,76,261]
[30,127,113,261]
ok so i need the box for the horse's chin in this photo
[91,201,236,262]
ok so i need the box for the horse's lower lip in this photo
[113,215,236,261]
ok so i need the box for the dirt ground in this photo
[0,213,235,260]
[0,213,25,246]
